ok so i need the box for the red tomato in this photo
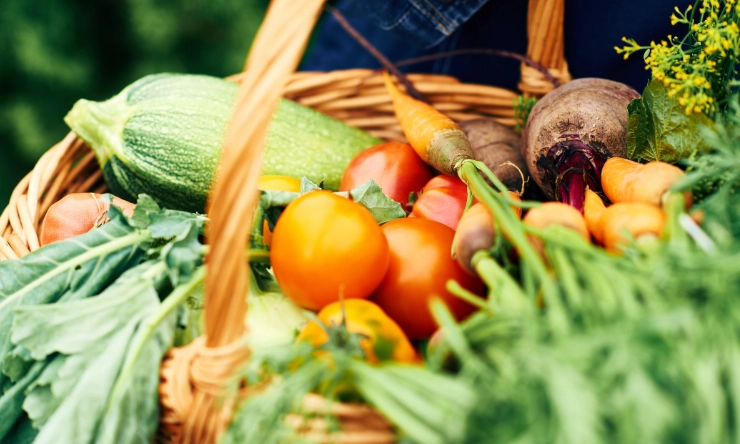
[339,142,435,206]
[409,175,469,230]
[271,191,390,311]
[370,218,484,340]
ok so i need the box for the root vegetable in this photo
[523,202,590,256]
[600,202,666,254]
[583,188,666,253]
[460,119,528,191]
[521,78,640,211]
[584,189,608,244]
[383,72,475,176]
[39,193,136,246]
[453,193,522,275]
[601,157,692,208]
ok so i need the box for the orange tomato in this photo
[271,191,390,311]
[370,218,484,340]
[258,175,301,246]
[258,175,302,192]
[296,299,419,364]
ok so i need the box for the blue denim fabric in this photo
[302,0,681,92]
[346,0,490,49]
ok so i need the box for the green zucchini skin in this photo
[65,73,381,213]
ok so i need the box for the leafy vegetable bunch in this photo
[0,195,207,443]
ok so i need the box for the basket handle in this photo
[520,0,571,96]
[176,1,326,442]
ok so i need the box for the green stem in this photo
[446,279,490,311]
[246,249,271,263]
[472,252,529,309]
[63,94,130,167]
[107,265,206,406]
[458,160,555,298]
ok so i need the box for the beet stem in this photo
[540,139,608,212]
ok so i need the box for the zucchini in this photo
[64,73,381,213]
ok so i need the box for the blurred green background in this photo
[0,0,271,206]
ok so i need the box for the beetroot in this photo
[459,118,527,192]
[521,78,640,211]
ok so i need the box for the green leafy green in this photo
[677,97,740,240]
[0,194,206,443]
[626,80,714,163]
[4,413,36,443]
[260,178,405,227]
[348,180,406,224]
[0,206,148,391]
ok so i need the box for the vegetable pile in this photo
[3,2,740,442]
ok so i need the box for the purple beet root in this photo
[521,78,640,210]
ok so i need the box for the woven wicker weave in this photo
[0,0,567,442]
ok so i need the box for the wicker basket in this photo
[0,0,568,441]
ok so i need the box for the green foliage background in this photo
[0,0,270,206]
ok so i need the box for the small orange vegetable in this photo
[600,202,666,254]
[584,188,607,244]
[257,175,302,246]
[453,192,522,275]
[258,175,302,192]
[39,193,135,246]
[583,188,666,253]
[296,299,419,365]
[383,71,474,176]
[523,202,590,256]
[601,157,692,208]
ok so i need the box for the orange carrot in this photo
[40,193,136,246]
[383,71,474,176]
[599,202,666,254]
[522,202,590,256]
[584,188,607,244]
[601,157,692,208]
[453,191,522,274]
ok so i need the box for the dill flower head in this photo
[615,1,740,116]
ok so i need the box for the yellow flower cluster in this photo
[616,0,740,115]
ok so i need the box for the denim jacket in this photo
[303,0,677,92]
[346,0,490,49]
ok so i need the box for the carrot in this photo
[584,188,607,244]
[453,191,522,275]
[601,157,692,208]
[599,202,666,254]
[39,193,136,246]
[522,202,590,256]
[383,71,475,176]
